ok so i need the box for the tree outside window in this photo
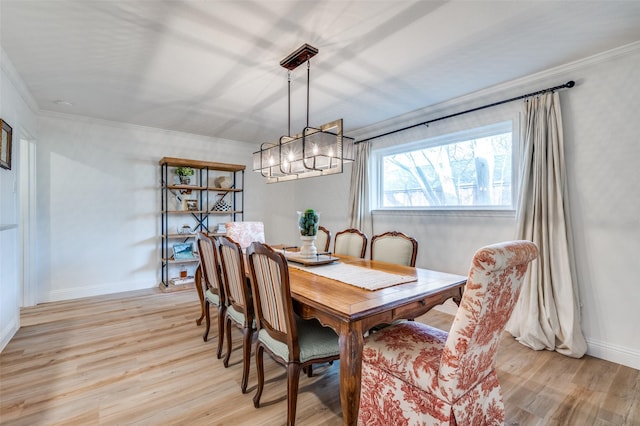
[378,122,513,209]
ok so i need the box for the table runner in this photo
[288,261,417,291]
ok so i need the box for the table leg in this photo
[452,284,464,306]
[339,321,364,426]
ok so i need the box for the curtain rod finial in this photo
[566,81,575,88]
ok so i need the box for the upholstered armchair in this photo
[225,221,265,251]
[334,228,367,258]
[358,240,538,426]
[195,232,226,359]
[316,225,331,252]
[370,231,418,267]
[218,235,255,393]
[247,242,340,426]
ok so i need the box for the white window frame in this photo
[371,117,519,214]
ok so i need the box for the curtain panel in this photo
[506,92,587,358]
[348,142,371,235]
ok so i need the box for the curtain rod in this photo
[355,80,575,144]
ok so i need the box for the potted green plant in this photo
[297,208,320,258]
[175,167,194,185]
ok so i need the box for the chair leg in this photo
[195,267,205,325]
[305,365,313,378]
[216,306,225,359]
[253,344,265,408]
[202,300,211,342]
[286,362,302,426]
[223,316,233,367]
[240,326,252,393]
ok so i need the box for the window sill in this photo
[372,209,516,218]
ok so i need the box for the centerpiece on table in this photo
[297,208,320,258]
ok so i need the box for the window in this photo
[373,121,514,210]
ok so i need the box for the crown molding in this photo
[351,40,640,142]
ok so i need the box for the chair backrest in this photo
[438,240,538,399]
[247,242,299,360]
[195,232,224,302]
[370,231,418,267]
[225,221,265,251]
[316,226,331,252]
[333,228,367,258]
[218,236,252,321]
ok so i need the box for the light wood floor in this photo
[1,288,638,425]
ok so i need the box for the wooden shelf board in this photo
[162,210,242,214]
[159,281,195,292]
[164,185,243,192]
[163,257,200,263]
[159,157,245,172]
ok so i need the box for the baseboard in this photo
[433,299,459,316]
[435,303,640,371]
[0,316,19,353]
[43,279,156,303]
[586,338,640,371]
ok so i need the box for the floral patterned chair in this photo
[225,221,265,251]
[358,240,538,426]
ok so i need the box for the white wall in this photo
[3,41,639,370]
[259,43,640,369]
[35,113,259,301]
[0,48,38,351]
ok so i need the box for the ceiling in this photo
[2,1,640,145]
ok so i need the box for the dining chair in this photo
[315,225,331,252]
[225,221,265,251]
[358,240,538,426]
[218,235,255,393]
[370,231,419,267]
[333,228,367,258]
[246,241,341,426]
[195,232,226,359]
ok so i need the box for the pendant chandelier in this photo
[252,44,355,183]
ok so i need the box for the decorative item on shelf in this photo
[214,176,232,189]
[173,242,195,260]
[216,223,227,233]
[211,193,232,212]
[186,199,198,211]
[252,44,355,183]
[297,208,320,258]
[169,275,195,286]
[175,166,194,185]
[177,224,192,235]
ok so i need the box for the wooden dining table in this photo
[194,249,467,425]
[284,253,467,426]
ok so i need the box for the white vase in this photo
[299,235,317,258]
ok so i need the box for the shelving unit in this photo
[159,157,245,289]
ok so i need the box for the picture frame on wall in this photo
[0,119,12,170]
